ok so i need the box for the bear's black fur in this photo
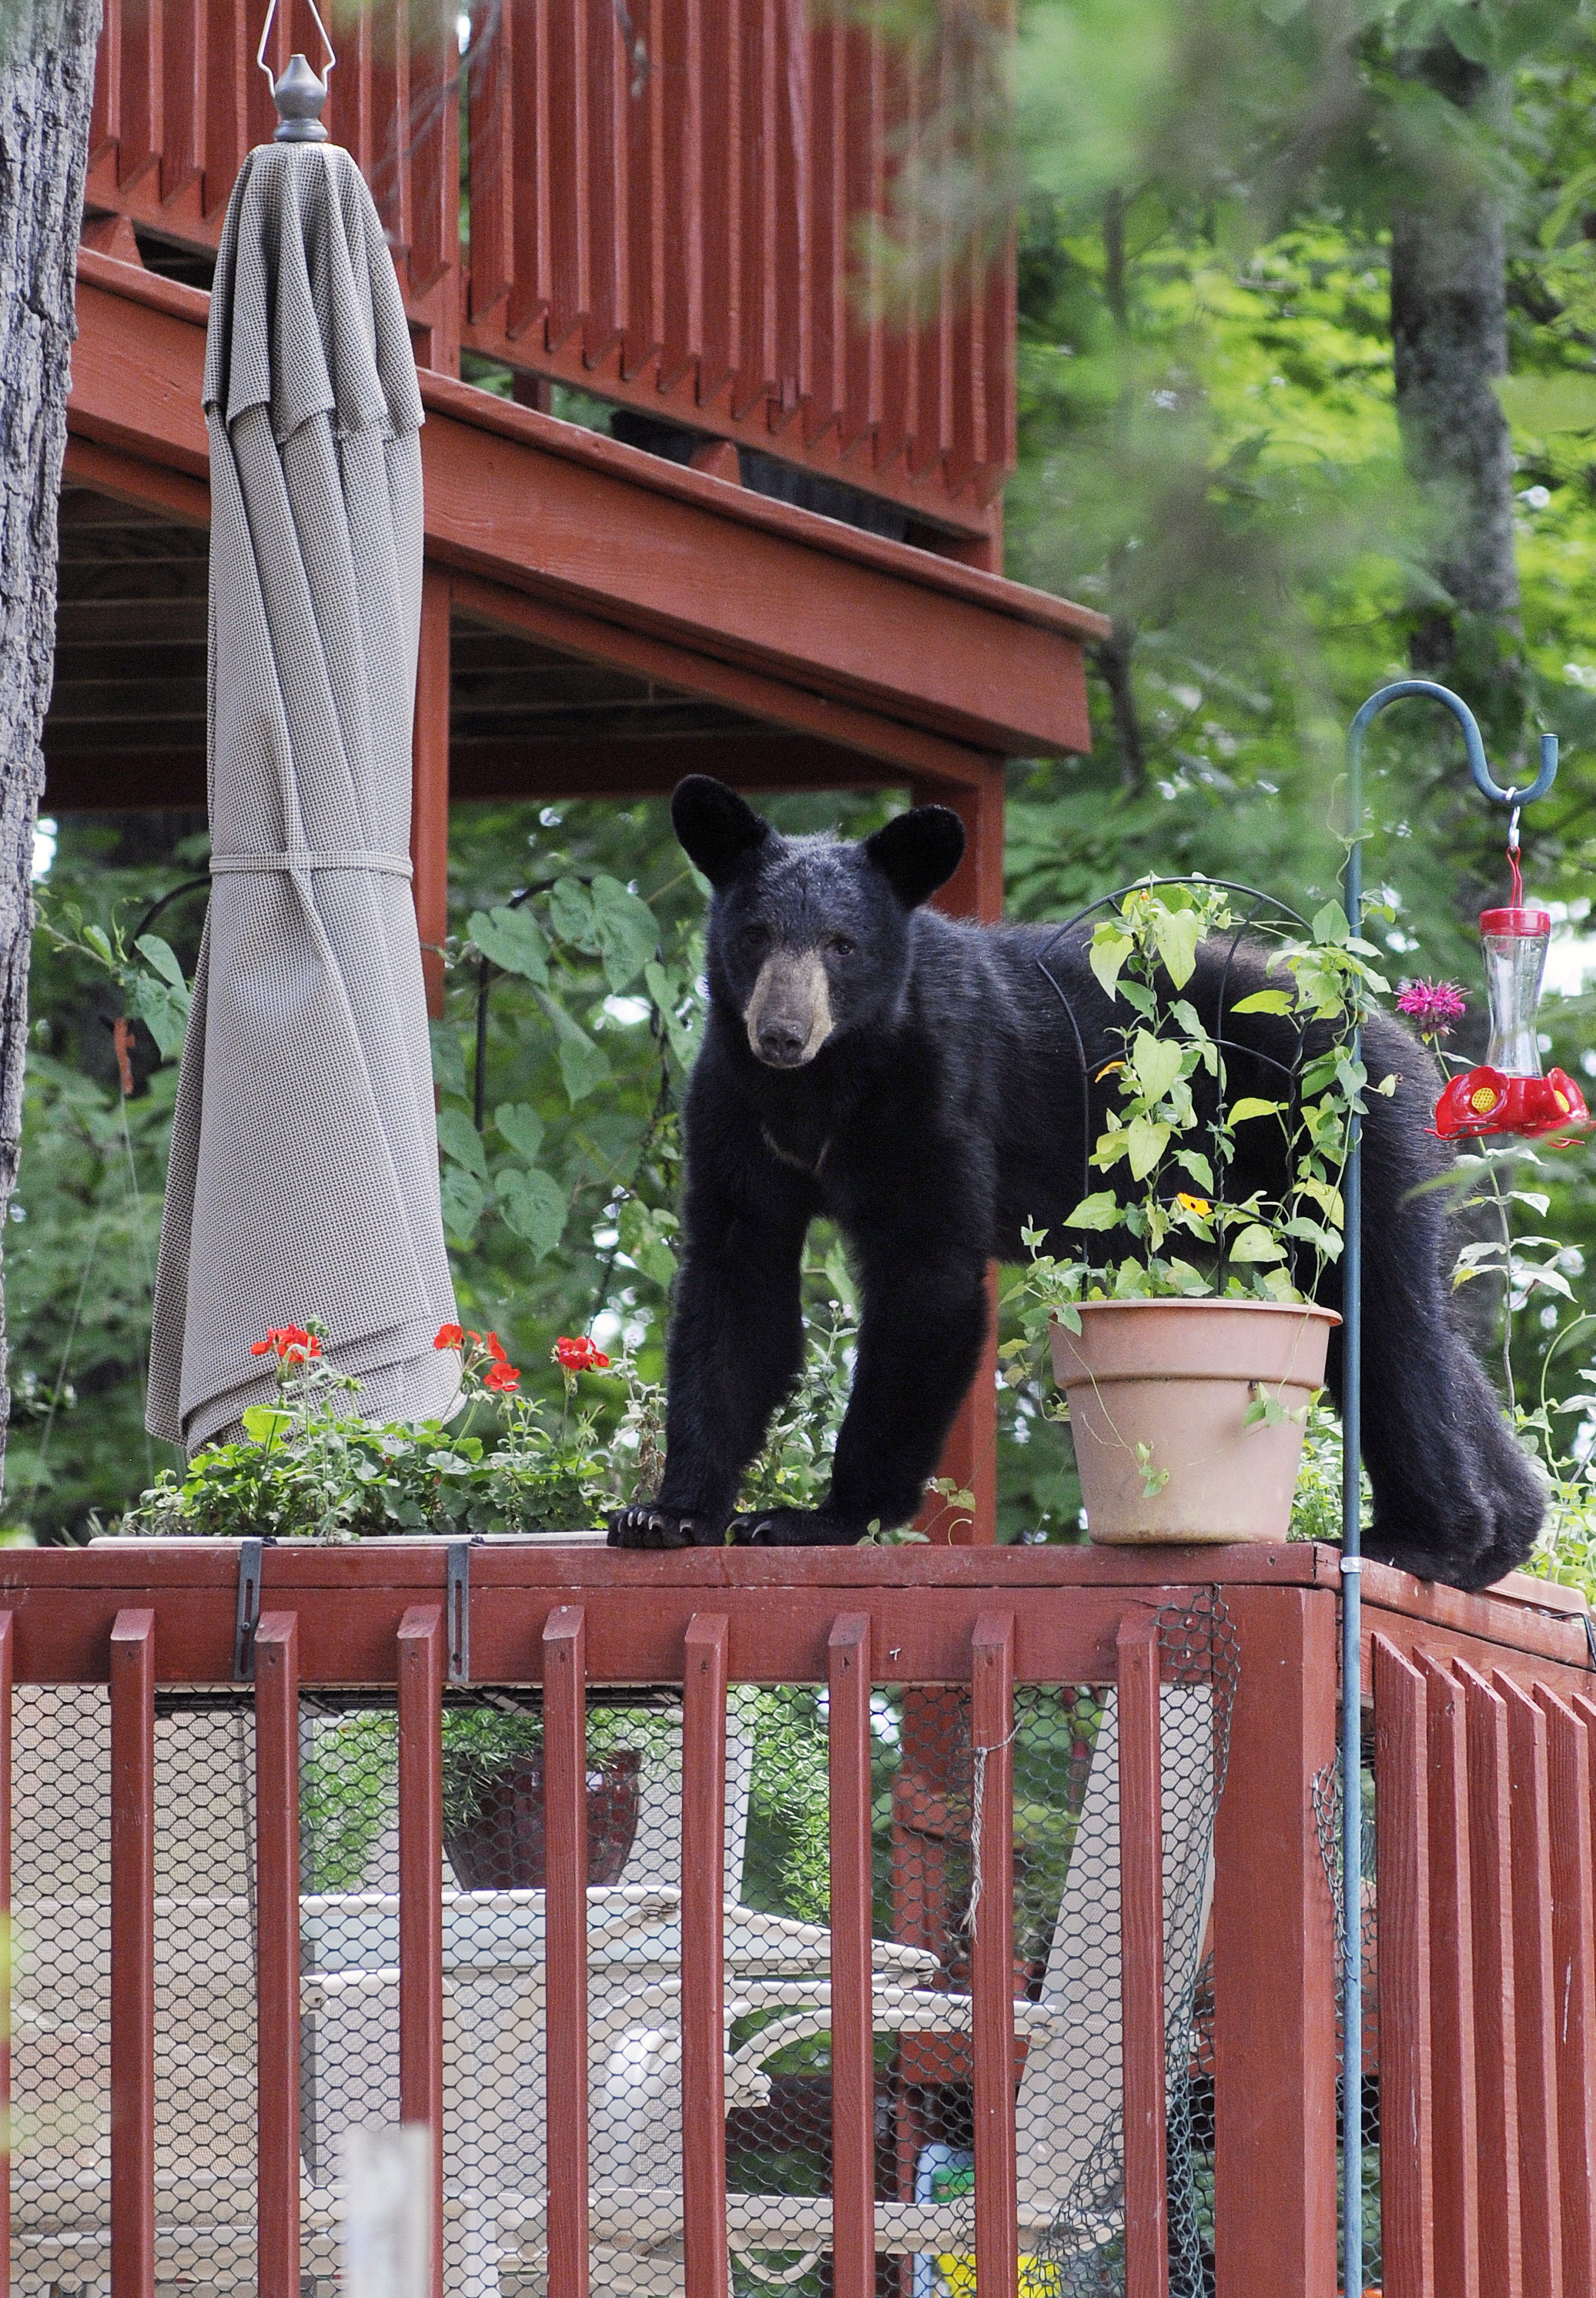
[608,778,1545,1590]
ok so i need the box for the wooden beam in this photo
[67,255,1102,761]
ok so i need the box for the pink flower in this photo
[1397,980,1467,1041]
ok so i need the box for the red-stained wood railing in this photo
[82,0,1014,538]
[5,1540,1596,2298]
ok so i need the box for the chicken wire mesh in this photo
[7,1601,1236,2298]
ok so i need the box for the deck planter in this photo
[443,1746,642,1888]
[1050,1297,1338,1544]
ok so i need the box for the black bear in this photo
[609,776,1544,1589]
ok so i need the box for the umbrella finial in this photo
[256,0,336,142]
[271,53,330,140]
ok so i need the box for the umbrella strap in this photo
[209,851,414,879]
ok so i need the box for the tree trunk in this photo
[1389,47,1521,687]
[0,0,102,1487]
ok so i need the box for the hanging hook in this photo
[1346,679,1559,812]
[256,0,337,142]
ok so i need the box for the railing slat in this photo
[828,1612,875,2298]
[109,1607,156,2298]
[544,1604,592,2298]
[254,1611,302,2298]
[1536,1685,1596,2293]
[971,1610,1018,2298]
[1116,1611,1167,2298]
[1420,1654,1481,2298]
[0,1614,12,2296]
[1457,1662,1524,2298]
[682,1612,730,2298]
[1496,1671,1564,2296]
[398,1602,445,2298]
[1372,1635,1434,2298]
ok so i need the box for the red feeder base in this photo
[1433,1065,1591,1140]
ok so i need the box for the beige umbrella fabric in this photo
[148,135,458,1450]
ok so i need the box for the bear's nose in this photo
[757,1018,807,1065]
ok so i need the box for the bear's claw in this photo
[607,1504,718,1549]
[729,1508,866,1547]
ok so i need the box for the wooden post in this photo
[1213,1585,1339,2298]
[1420,1654,1481,2298]
[413,562,451,1018]
[912,761,1005,1542]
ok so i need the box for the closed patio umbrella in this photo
[148,59,458,1450]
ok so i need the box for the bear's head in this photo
[671,775,965,1069]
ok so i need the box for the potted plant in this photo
[1012,883,1388,1544]
[440,1707,645,1889]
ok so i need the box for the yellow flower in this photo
[1095,1060,1126,1081]
[1175,1192,1212,1216]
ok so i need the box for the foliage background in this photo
[15,0,1596,1545]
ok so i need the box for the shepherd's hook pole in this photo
[1338,680,1558,2293]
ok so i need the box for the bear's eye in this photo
[740,922,770,952]
[826,934,857,959]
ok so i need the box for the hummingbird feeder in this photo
[1415,706,1592,1141]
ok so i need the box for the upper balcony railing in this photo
[84,0,1015,543]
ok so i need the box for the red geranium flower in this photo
[434,1323,465,1351]
[485,1331,508,1363]
[483,1361,521,1393]
[554,1335,611,1373]
[251,1326,320,1364]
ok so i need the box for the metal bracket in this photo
[234,1538,265,1683]
[447,1542,471,1685]
[1583,1610,1596,1673]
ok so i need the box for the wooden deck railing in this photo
[0,1538,1589,2297]
[83,0,1014,540]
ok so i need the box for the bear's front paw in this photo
[729,1507,866,1547]
[607,1504,722,1550]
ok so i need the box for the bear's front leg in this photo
[731,1226,990,1547]
[609,1147,815,1549]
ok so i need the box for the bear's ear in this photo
[864,806,965,910]
[671,776,772,888]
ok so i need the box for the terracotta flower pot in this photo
[1049,1297,1339,1545]
[443,1748,642,1889]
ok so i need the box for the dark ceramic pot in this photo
[443,1747,642,1889]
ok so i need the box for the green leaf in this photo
[644,961,701,1065]
[1150,905,1201,988]
[494,1101,544,1165]
[130,973,189,1059]
[469,905,550,986]
[1228,1096,1284,1125]
[538,998,611,1105]
[135,934,186,990]
[1089,924,1135,999]
[589,875,661,992]
[241,1405,293,1444]
[1129,1030,1183,1103]
[548,876,597,950]
[1176,1149,1214,1192]
[495,1166,567,1259]
[1311,900,1348,947]
[1126,1114,1170,1182]
[1226,1223,1285,1264]
[436,1106,488,1179]
[618,1196,679,1287]
[440,1166,487,1246]
[430,1021,469,1102]
[1064,1191,1123,1230]
[1230,988,1293,1015]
